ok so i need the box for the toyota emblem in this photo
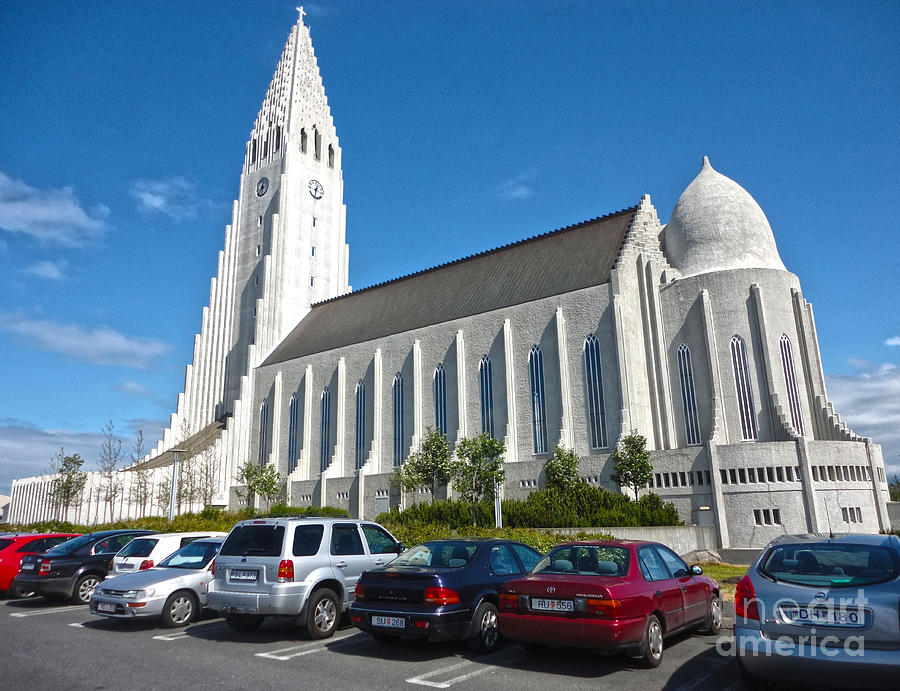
[815,592,827,601]
[546,586,556,594]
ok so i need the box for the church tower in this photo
[152,13,348,483]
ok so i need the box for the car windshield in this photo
[117,538,158,558]
[392,541,478,568]
[220,525,285,557]
[533,545,630,576]
[760,543,899,587]
[45,534,95,556]
[159,541,221,569]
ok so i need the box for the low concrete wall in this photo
[538,525,718,555]
[887,502,900,531]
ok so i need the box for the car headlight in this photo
[124,588,154,599]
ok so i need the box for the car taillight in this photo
[734,575,759,620]
[586,598,623,617]
[108,559,114,571]
[139,560,154,570]
[277,559,294,582]
[423,586,460,606]
[354,582,366,601]
[498,592,519,611]
[39,559,51,575]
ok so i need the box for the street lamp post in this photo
[168,448,185,522]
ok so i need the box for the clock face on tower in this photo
[308,179,324,200]
[256,177,269,197]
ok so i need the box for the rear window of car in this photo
[293,525,324,556]
[760,543,899,587]
[393,541,478,568]
[45,534,96,556]
[118,538,158,558]
[0,539,13,551]
[220,525,286,557]
[535,545,630,576]
[160,541,221,569]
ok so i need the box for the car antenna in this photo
[823,498,835,539]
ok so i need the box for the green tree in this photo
[234,461,259,508]
[451,433,506,525]
[97,419,124,521]
[610,431,653,501]
[234,461,285,511]
[544,446,580,491]
[889,474,900,503]
[48,448,87,521]
[391,427,452,501]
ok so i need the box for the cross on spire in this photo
[296,6,306,21]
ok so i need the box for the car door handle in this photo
[335,561,348,568]
[373,559,385,566]
[655,591,663,597]
[681,586,687,592]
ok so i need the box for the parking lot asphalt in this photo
[0,596,748,691]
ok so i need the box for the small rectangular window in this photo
[664,473,671,488]
[841,507,849,523]
[763,509,772,525]
[729,469,738,484]
[748,467,756,483]
[776,467,784,482]
[720,469,728,484]
[812,466,819,481]
[679,472,687,487]
[311,246,316,257]
[758,467,766,483]
[310,276,315,287]
[855,507,862,522]
[827,466,835,481]
[738,468,746,484]
[256,244,261,256]
[655,473,662,488]
[258,215,262,226]
[696,471,704,486]
[795,466,802,480]
[772,508,781,525]
[785,466,794,482]
[754,509,762,525]
[312,216,317,227]
[705,470,711,485]
[671,473,679,488]
[835,466,843,481]
[766,467,775,483]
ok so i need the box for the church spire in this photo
[245,13,336,171]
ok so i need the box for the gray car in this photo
[208,517,402,638]
[735,533,900,689]
[90,538,224,627]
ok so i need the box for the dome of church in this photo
[663,157,785,277]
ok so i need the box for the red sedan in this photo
[498,540,721,667]
[0,533,80,597]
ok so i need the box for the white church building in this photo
[8,16,891,548]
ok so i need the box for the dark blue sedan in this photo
[349,538,541,653]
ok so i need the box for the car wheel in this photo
[632,614,664,668]
[305,588,339,639]
[225,613,264,632]
[466,601,500,654]
[161,591,197,628]
[700,594,722,634]
[72,574,101,605]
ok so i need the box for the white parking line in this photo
[153,623,230,642]
[68,622,88,628]
[10,605,87,618]
[406,652,522,688]
[254,631,358,660]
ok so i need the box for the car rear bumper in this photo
[498,611,647,650]
[13,574,73,597]
[735,625,900,687]
[208,582,312,616]
[90,594,167,619]
[350,603,472,641]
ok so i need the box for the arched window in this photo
[287,393,299,474]
[258,398,269,464]
[583,335,608,449]
[780,334,804,435]
[730,335,758,440]
[300,127,307,153]
[433,364,447,435]
[529,345,548,454]
[355,380,366,470]
[328,144,335,168]
[677,344,702,445]
[320,387,331,471]
[479,355,494,438]
[393,373,404,466]
[314,126,322,161]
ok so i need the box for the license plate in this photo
[780,606,864,627]
[372,615,405,629]
[21,563,35,571]
[230,569,258,582]
[97,602,117,613]
[119,563,133,570]
[531,598,574,612]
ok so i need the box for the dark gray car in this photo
[734,533,900,689]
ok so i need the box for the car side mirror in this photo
[690,565,703,576]
[395,543,405,554]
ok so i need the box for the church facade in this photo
[8,16,890,548]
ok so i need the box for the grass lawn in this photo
[696,562,750,600]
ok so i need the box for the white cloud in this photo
[130,176,199,221]
[0,312,169,368]
[24,259,67,281]
[497,169,537,201]
[826,362,900,477]
[0,170,109,246]
[116,380,171,409]
[885,336,900,347]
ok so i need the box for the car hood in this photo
[101,567,203,590]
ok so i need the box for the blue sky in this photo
[0,1,898,496]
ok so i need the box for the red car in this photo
[0,533,80,597]
[498,540,721,667]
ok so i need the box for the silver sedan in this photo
[734,532,900,689]
[90,538,223,627]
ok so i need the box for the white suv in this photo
[208,517,402,638]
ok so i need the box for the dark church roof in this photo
[263,205,639,366]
